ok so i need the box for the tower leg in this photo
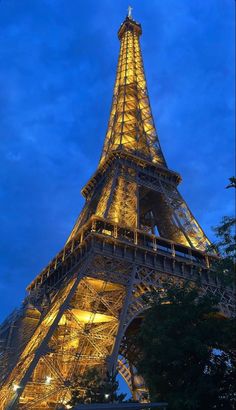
[5,261,89,410]
[108,265,137,374]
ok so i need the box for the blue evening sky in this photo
[0,0,235,323]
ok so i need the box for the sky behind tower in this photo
[0,0,235,323]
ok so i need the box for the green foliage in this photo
[135,282,236,410]
[208,178,236,285]
[208,216,236,286]
[67,368,126,406]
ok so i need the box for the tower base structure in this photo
[0,213,234,409]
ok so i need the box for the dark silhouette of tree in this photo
[135,283,236,410]
[66,368,126,407]
[207,177,235,285]
[208,215,235,286]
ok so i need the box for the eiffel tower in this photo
[0,10,234,410]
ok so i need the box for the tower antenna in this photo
[128,5,133,18]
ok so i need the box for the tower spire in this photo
[128,5,133,18]
[99,14,167,167]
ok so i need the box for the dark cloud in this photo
[0,0,234,321]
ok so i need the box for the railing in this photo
[27,216,215,292]
[87,217,212,265]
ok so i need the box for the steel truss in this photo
[0,228,234,408]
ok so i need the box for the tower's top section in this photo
[99,11,167,167]
[118,10,142,40]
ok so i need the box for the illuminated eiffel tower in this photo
[0,10,234,410]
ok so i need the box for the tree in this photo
[66,368,126,407]
[135,283,236,410]
[209,177,236,285]
[209,215,236,286]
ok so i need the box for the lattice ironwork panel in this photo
[100,18,166,166]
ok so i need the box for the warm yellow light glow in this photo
[71,309,114,324]
[99,21,166,167]
[45,376,52,385]
[102,229,112,236]
[12,384,20,392]
[86,278,123,291]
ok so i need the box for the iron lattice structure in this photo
[0,14,234,410]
